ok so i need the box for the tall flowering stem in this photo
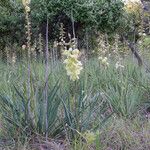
[22,0,31,59]
[97,34,110,68]
[22,0,33,126]
[44,17,49,140]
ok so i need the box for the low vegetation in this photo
[0,0,150,149]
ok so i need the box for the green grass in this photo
[0,58,150,150]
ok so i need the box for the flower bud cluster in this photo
[98,56,109,68]
[123,0,143,14]
[22,0,31,12]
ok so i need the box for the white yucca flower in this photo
[63,49,83,81]
[22,0,31,6]
[22,0,31,12]
[123,0,143,14]
[98,56,109,68]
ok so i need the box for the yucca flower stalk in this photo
[97,33,110,68]
[44,16,49,141]
[38,33,44,58]
[63,48,83,81]
[113,34,125,70]
[12,52,17,67]
[22,0,31,58]
[22,0,34,127]
[6,46,10,65]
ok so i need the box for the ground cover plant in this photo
[0,0,150,150]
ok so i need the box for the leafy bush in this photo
[0,0,125,51]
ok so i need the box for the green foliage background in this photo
[0,0,125,50]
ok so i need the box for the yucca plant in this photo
[0,78,63,140]
[60,73,112,139]
[104,76,144,119]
